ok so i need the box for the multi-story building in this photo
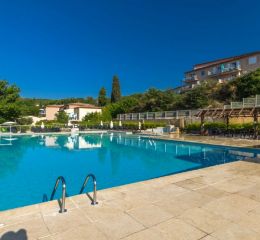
[183,51,260,91]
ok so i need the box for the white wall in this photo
[78,108,102,121]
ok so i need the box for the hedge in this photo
[185,122,259,133]
[79,121,166,130]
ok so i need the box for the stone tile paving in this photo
[1,160,260,239]
[155,134,260,148]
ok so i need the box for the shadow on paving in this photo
[0,229,27,240]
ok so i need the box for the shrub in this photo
[185,123,201,133]
[204,122,226,130]
[17,117,33,125]
[55,110,69,124]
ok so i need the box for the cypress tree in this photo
[111,75,121,103]
[98,87,107,106]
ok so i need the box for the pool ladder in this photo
[51,173,98,213]
[51,176,67,213]
[80,173,98,205]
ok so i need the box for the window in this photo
[231,62,237,68]
[249,56,257,65]
[201,70,205,76]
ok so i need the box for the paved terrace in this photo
[153,134,260,148]
[1,160,260,239]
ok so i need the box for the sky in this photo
[0,0,259,99]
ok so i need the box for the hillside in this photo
[106,68,260,117]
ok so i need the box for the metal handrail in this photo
[80,173,98,205]
[51,176,67,213]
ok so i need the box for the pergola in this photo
[195,95,260,139]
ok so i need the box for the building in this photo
[63,103,102,121]
[45,103,102,121]
[45,105,64,121]
[183,51,260,91]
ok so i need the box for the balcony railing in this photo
[117,110,200,121]
[208,66,241,76]
[184,75,198,82]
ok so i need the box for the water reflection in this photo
[42,135,102,150]
[109,135,253,167]
[0,135,17,146]
[0,136,38,178]
[45,136,59,147]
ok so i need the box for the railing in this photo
[230,102,243,109]
[51,176,67,213]
[118,95,260,121]
[117,110,200,121]
[208,66,241,76]
[184,75,198,81]
[243,97,256,108]
[224,95,260,110]
[80,174,98,205]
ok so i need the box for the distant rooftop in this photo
[45,104,64,108]
[46,103,101,109]
[66,102,102,109]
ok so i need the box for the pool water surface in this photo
[0,133,258,211]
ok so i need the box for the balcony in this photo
[208,66,241,77]
[184,75,198,83]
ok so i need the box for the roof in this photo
[186,51,260,73]
[45,105,64,108]
[66,103,102,109]
[45,103,101,109]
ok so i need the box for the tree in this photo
[17,98,40,116]
[180,85,209,109]
[0,80,21,123]
[111,75,121,103]
[233,68,260,99]
[55,110,69,124]
[136,88,181,112]
[85,96,97,105]
[98,87,107,106]
[83,112,101,122]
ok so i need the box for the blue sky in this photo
[0,0,259,98]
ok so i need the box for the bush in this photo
[204,122,226,130]
[78,120,166,130]
[120,121,166,130]
[20,126,30,133]
[185,123,201,133]
[31,126,61,133]
[185,121,260,135]
[17,117,33,125]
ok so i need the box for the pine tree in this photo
[98,87,107,106]
[111,75,121,103]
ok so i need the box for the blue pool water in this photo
[0,133,259,211]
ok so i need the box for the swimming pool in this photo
[0,133,259,211]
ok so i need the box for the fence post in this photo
[254,109,258,139]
